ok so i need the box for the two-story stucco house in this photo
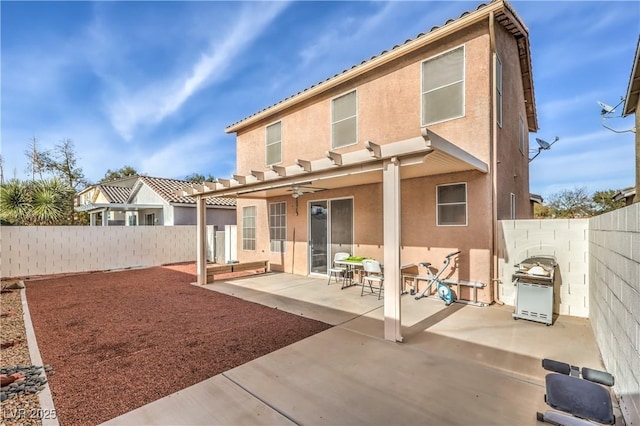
[76,175,236,227]
[183,0,537,341]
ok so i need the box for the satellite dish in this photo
[536,138,551,150]
[598,97,636,133]
[597,101,616,115]
[529,136,559,162]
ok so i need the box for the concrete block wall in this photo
[0,226,198,278]
[498,219,590,317]
[589,203,640,425]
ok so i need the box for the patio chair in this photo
[361,259,383,299]
[328,252,350,285]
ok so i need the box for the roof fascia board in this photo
[126,178,145,203]
[226,1,505,134]
[74,203,162,212]
[623,37,640,116]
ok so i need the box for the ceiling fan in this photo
[286,184,323,198]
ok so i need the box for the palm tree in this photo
[0,178,75,225]
[0,179,31,225]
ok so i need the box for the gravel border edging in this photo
[21,286,59,426]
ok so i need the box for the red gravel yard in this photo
[25,264,331,426]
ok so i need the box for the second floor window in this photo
[331,90,357,148]
[422,46,465,126]
[269,202,287,253]
[242,206,256,251]
[266,121,282,166]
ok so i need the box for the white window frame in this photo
[242,206,257,251]
[331,89,358,149]
[436,182,468,227]
[421,45,466,127]
[266,121,282,166]
[510,193,516,220]
[269,201,287,253]
[518,115,525,155]
[496,54,503,128]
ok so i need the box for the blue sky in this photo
[1,1,638,199]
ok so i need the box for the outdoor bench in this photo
[206,260,269,283]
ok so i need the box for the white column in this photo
[102,210,108,226]
[383,157,402,342]
[196,196,207,285]
[90,213,95,226]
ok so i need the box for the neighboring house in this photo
[183,0,537,341]
[622,36,639,204]
[529,193,543,215]
[612,186,636,206]
[76,176,236,227]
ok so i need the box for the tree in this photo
[592,189,625,214]
[545,186,594,218]
[45,139,88,191]
[0,178,75,225]
[24,137,50,181]
[184,172,215,183]
[100,166,138,183]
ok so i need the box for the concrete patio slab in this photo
[102,374,295,426]
[223,326,549,425]
[203,273,383,326]
[104,273,618,426]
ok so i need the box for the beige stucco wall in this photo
[230,17,532,305]
[235,22,494,175]
[237,169,494,304]
[494,23,532,219]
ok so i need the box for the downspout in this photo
[489,11,503,305]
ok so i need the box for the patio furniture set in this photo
[328,253,385,299]
[328,251,487,306]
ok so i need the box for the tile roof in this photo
[99,185,131,204]
[138,176,236,207]
[225,0,536,132]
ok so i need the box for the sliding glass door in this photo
[308,198,353,275]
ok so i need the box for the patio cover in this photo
[179,129,488,342]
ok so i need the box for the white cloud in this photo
[94,2,289,140]
[138,129,235,180]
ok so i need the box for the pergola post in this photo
[383,157,402,342]
[196,196,207,285]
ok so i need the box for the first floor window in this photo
[437,183,467,226]
[145,213,155,226]
[269,202,287,253]
[242,206,257,251]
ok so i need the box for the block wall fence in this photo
[589,203,639,425]
[498,218,590,317]
[0,226,209,278]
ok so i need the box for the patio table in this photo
[334,258,366,289]
[334,257,382,290]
